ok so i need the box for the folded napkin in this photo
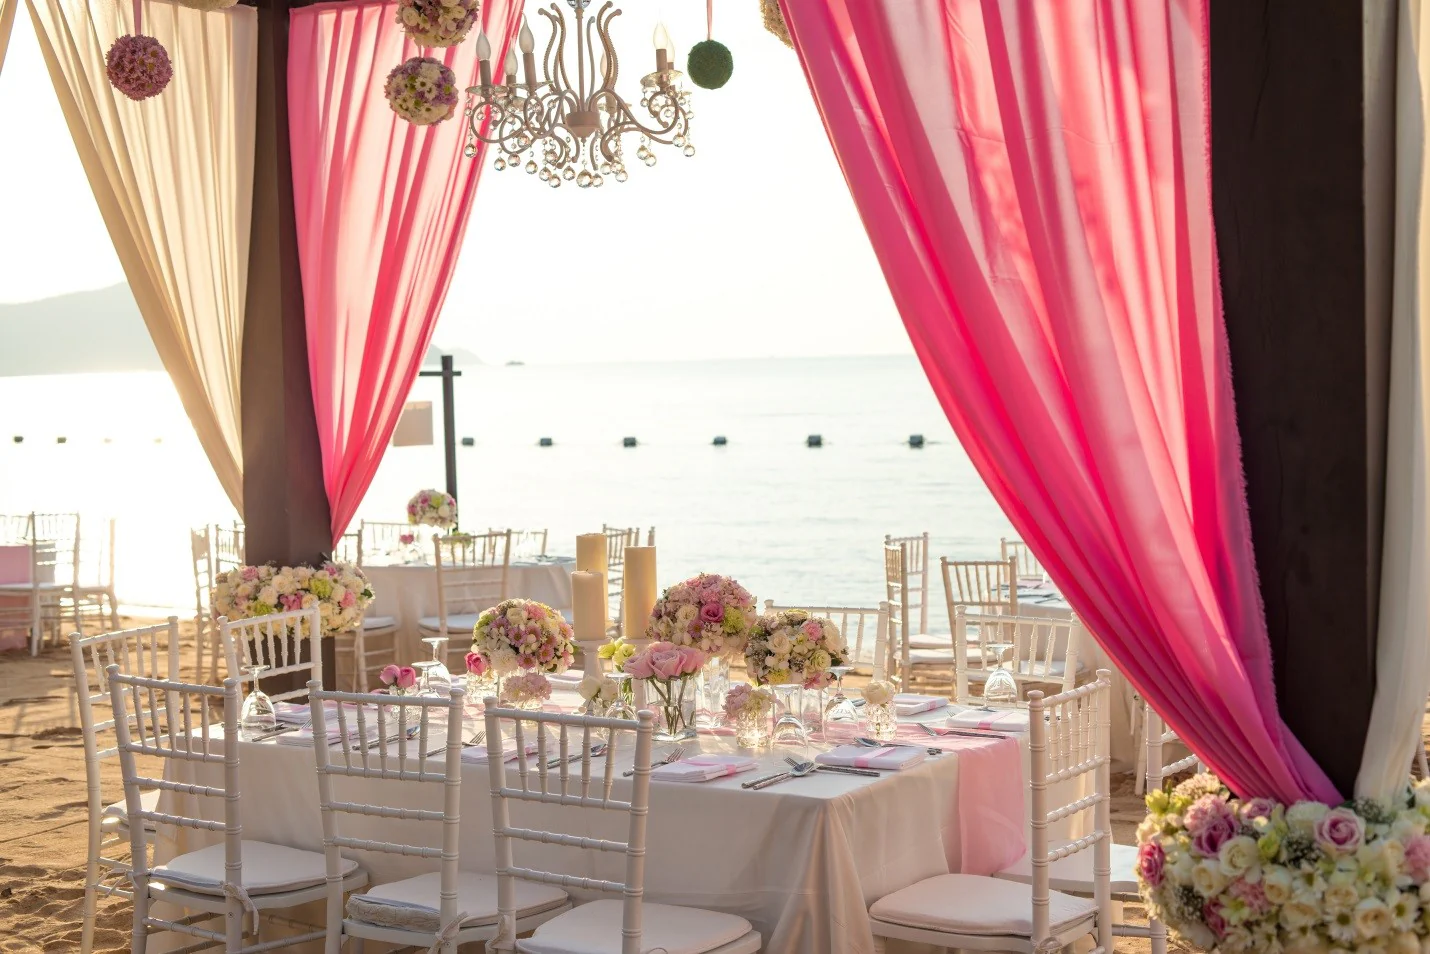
[460,740,541,765]
[893,694,949,717]
[651,754,758,782]
[946,706,1029,733]
[272,701,312,725]
[817,744,925,771]
[275,724,381,747]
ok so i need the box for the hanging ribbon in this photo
[706,0,712,40]
[132,0,141,33]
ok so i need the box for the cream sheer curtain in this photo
[0,0,17,75]
[1358,0,1430,799]
[27,0,254,514]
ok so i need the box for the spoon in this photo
[788,755,881,778]
[855,736,942,756]
[745,759,818,790]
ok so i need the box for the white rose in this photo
[506,607,528,625]
[675,605,698,627]
[1219,835,1261,877]
[809,649,833,671]
[1263,866,1295,905]
[1288,801,1331,834]
[1354,898,1393,940]
[1192,858,1228,897]
[862,681,894,706]
[577,673,602,701]
[1281,896,1322,930]
[768,633,792,655]
[1325,878,1362,915]
[598,677,619,703]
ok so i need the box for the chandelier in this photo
[462,1,696,189]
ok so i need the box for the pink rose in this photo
[699,602,723,624]
[1228,878,1269,914]
[1137,841,1165,888]
[527,603,547,619]
[241,566,259,581]
[395,666,418,690]
[466,652,488,676]
[1238,797,1276,824]
[1202,900,1227,941]
[1314,807,1364,856]
[379,664,401,686]
[802,620,822,639]
[1188,797,1238,857]
[340,591,356,608]
[624,650,656,679]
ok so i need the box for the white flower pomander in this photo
[396,0,480,48]
[384,57,459,127]
[174,0,240,10]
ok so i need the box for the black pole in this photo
[440,354,458,503]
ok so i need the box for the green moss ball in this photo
[687,39,733,90]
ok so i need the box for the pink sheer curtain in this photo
[779,0,1336,802]
[288,0,520,546]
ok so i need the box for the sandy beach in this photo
[1,617,1212,953]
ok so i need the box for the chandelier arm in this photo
[595,4,619,94]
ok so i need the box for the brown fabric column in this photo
[1210,1,1391,795]
[241,0,335,688]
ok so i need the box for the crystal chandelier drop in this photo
[462,1,696,189]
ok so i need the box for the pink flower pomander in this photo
[1136,841,1165,888]
[106,34,173,101]
[1314,806,1365,856]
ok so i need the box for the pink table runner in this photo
[0,545,30,584]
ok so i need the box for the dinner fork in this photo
[624,744,685,777]
[915,722,1009,740]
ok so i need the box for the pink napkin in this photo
[817,744,925,770]
[652,754,758,782]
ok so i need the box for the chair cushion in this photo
[102,789,162,828]
[517,899,756,954]
[152,841,358,896]
[363,615,397,630]
[903,647,989,666]
[346,871,568,932]
[996,842,1140,895]
[869,873,1096,938]
[417,614,480,634]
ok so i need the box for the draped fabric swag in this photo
[288,0,520,547]
[27,0,254,515]
[777,0,1338,802]
[0,0,18,75]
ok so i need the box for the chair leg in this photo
[1150,915,1167,954]
[80,860,98,954]
[869,935,886,954]
[226,896,244,951]
[130,877,150,954]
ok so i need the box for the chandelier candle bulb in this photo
[476,31,492,87]
[504,49,517,85]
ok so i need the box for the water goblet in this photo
[421,636,452,696]
[239,665,276,740]
[823,666,858,723]
[771,684,809,747]
[412,660,442,698]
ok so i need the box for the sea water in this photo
[0,355,1016,627]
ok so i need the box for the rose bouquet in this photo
[407,488,458,529]
[395,0,480,47]
[624,641,707,741]
[378,664,419,696]
[1137,772,1430,954]
[646,573,757,659]
[862,679,897,740]
[471,599,576,676]
[743,609,849,689]
[211,562,374,636]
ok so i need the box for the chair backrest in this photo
[485,704,656,954]
[434,530,511,629]
[1001,537,1042,579]
[1028,671,1112,952]
[1143,703,1204,793]
[958,609,1080,701]
[763,600,888,672]
[79,517,117,589]
[333,531,362,565]
[645,527,656,547]
[883,532,930,635]
[602,526,639,569]
[71,619,182,829]
[27,511,81,586]
[213,524,245,573]
[359,520,416,566]
[219,607,324,704]
[191,526,215,644]
[310,683,465,931]
[0,513,30,544]
[882,544,910,679]
[941,555,1018,615]
[504,527,549,559]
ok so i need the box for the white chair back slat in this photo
[433,530,511,665]
[1001,537,1044,580]
[219,607,323,704]
[485,704,656,954]
[504,527,550,559]
[213,524,245,574]
[883,543,911,680]
[762,600,887,671]
[358,520,415,566]
[1143,704,1206,794]
[942,555,1019,614]
[957,610,1082,703]
[884,532,930,635]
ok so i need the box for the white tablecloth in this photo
[364,558,575,662]
[156,699,1056,954]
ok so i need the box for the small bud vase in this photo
[734,708,770,751]
[866,701,897,742]
[646,675,698,743]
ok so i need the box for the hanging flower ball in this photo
[687,39,733,90]
[384,56,459,126]
[174,0,240,10]
[396,0,480,48]
[106,35,173,101]
[760,0,793,49]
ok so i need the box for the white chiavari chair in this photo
[885,543,960,689]
[328,531,399,691]
[943,555,1019,615]
[219,607,323,705]
[870,673,1113,954]
[190,526,225,684]
[601,526,638,634]
[1002,537,1044,580]
[504,527,550,560]
[109,669,366,952]
[958,609,1084,703]
[419,530,512,668]
[73,517,120,631]
[763,600,888,675]
[358,519,417,566]
[69,618,182,954]
[0,511,81,653]
[483,704,762,954]
[0,512,30,543]
[1141,703,1204,795]
[213,524,245,574]
[309,683,570,953]
[883,532,931,638]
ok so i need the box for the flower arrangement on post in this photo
[407,488,458,529]
[500,671,552,710]
[471,599,576,677]
[1136,773,1430,954]
[743,609,849,689]
[724,684,774,749]
[211,562,375,636]
[395,0,480,47]
[624,641,707,742]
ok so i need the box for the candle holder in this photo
[866,702,897,742]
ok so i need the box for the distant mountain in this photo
[0,283,486,377]
[0,284,161,376]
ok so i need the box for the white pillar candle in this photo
[572,570,606,642]
[575,533,609,631]
[622,546,657,645]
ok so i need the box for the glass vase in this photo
[646,676,697,743]
[734,708,770,752]
[866,701,897,742]
[696,656,731,729]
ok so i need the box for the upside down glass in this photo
[239,664,276,740]
[771,684,809,746]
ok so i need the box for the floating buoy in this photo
[623,437,638,448]
[56,436,67,444]
[538,437,553,447]
[460,437,475,447]
[712,436,728,446]
[103,437,113,444]
[806,435,823,447]
[908,434,925,448]
[12,436,22,444]
[154,437,163,443]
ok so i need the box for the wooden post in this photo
[417,354,462,507]
[240,0,335,688]
[1209,1,1393,794]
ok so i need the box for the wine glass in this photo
[771,684,809,747]
[239,665,276,740]
[421,636,452,696]
[603,671,636,721]
[823,666,858,723]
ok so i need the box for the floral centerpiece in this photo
[724,684,774,748]
[378,664,419,696]
[624,641,707,741]
[862,679,897,740]
[385,57,459,126]
[1136,773,1430,954]
[743,609,849,689]
[501,671,552,711]
[577,673,621,712]
[647,573,757,659]
[395,0,480,47]
[407,488,458,529]
[211,562,374,636]
[471,599,576,676]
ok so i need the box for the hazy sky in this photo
[0,0,913,363]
